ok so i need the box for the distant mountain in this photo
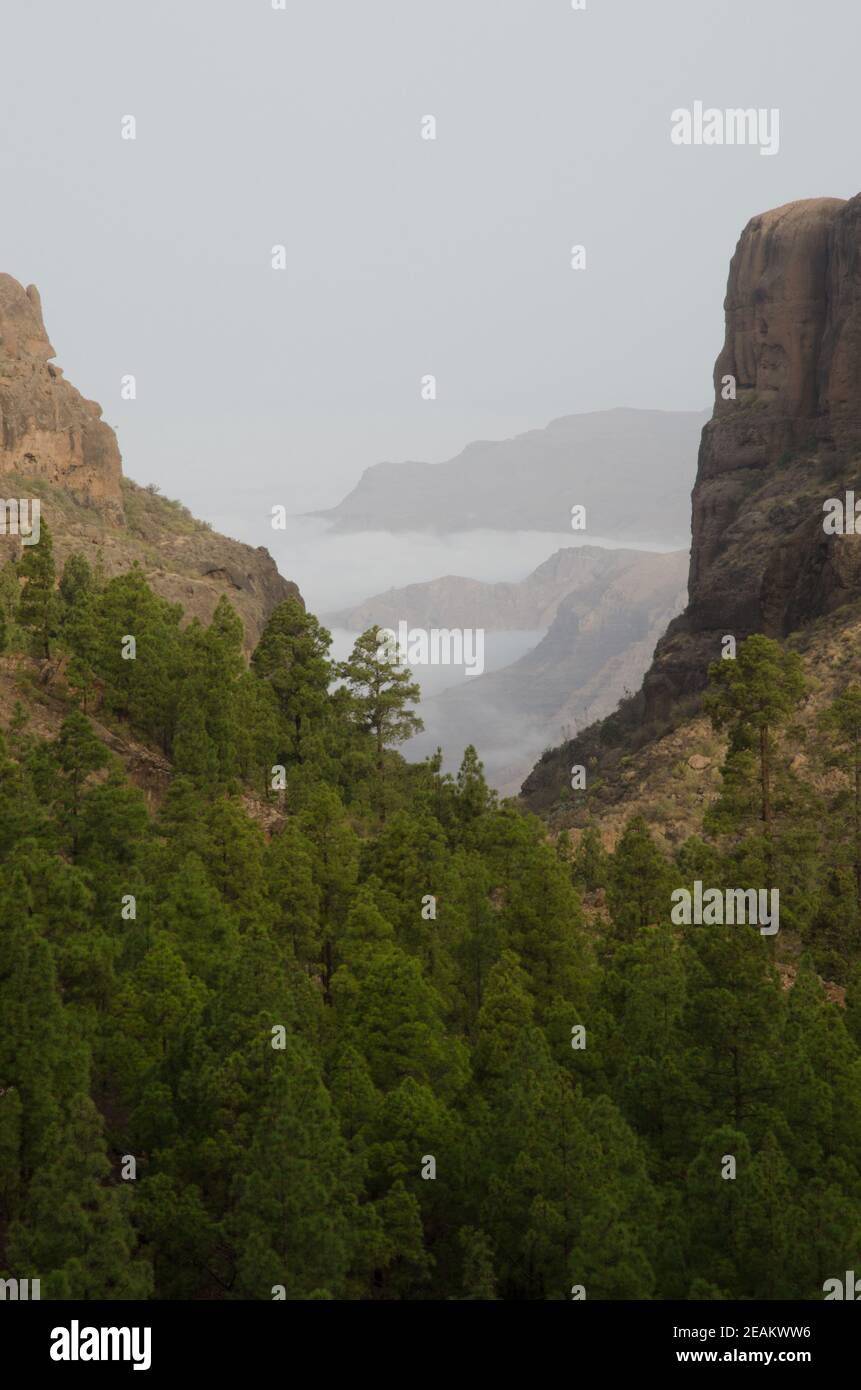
[317,407,708,542]
[397,548,689,794]
[325,544,670,632]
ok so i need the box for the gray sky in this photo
[2,0,859,531]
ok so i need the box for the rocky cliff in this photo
[523,194,861,813]
[0,274,299,646]
[0,275,124,519]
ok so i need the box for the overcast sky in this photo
[2,0,859,532]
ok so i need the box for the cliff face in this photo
[0,274,300,647]
[523,193,861,812]
[0,275,124,519]
[645,195,861,720]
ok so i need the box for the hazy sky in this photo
[3,0,859,534]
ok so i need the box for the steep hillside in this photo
[0,274,299,648]
[538,595,861,856]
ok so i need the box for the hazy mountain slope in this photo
[326,544,678,631]
[408,549,688,793]
[319,407,708,542]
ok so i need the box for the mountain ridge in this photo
[317,406,709,541]
[325,542,683,632]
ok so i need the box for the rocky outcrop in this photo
[645,196,861,718]
[522,193,861,812]
[0,274,300,648]
[47,479,303,651]
[0,275,124,519]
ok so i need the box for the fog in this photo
[4,0,858,786]
[203,514,679,616]
[3,0,859,534]
[329,626,545,696]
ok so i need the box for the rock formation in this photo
[0,275,124,519]
[523,193,861,811]
[0,274,300,647]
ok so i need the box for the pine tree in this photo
[4,550,861,1301]
[297,785,359,999]
[234,670,281,794]
[59,551,94,611]
[339,626,423,789]
[17,516,57,658]
[704,634,806,877]
[597,923,698,1161]
[607,816,673,940]
[0,556,20,631]
[374,1179,434,1299]
[333,943,467,1097]
[263,820,321,968]
[450,849,503,1024]
[572,822,608,892]
[92,565,182,744]
[459,1227,497,1300]
[821,684,861,908]
[230,1043,353,1300]
[6,1096,153,1299]
[251,598,334,764]
[683,920,783,1137]
[329,1044,380,1153]
[473,951,534,1082]
[455,745,496,825]
[53,712,109,859]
